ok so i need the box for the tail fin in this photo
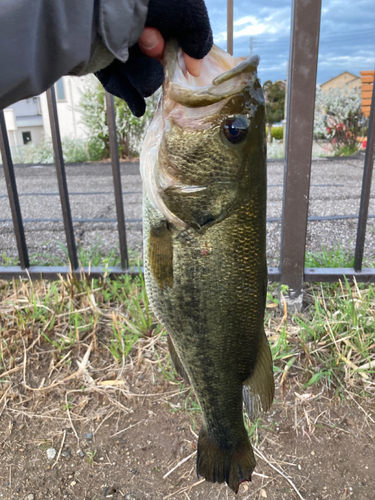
[197,426,255,493]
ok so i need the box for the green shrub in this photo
[87,137,107,161]
[79,76,158,159]
[271,126,283,141]
[61,137,89,163]
[9,137,92,164]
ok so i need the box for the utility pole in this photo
[250,36,253,56]
[227,0,233,55]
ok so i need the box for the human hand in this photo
[138,27,203,78]
[95,0,212,117]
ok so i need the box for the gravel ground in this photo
[1,155,374,266]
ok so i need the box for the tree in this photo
[262,80,285,143]
[314,86,364,154]
[79,76,158,159]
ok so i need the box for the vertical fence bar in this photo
[354,81,375,271]
[279,0,322,310]
[227,0,233,55]
[0,112,30,269]
[46,87,78,270]
[105,91,128,270]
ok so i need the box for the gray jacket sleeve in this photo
[0,0,148,110]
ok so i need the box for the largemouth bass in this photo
[140,41,274,493]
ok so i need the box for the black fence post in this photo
[0,111,29,269]
[354,80,375,271]
[46,86,78,270]
[105,92,128,270]
[280,0,322,310]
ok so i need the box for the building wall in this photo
[321,72,361,92]
[4,76,90,151]
[10,97,42,117]
[3,109,17,148]
[40,76,88,140]
[4,97,44,147]
[360,70,374,117]
[15,126,44,146]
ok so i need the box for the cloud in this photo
[233,16,258,26]
[234,24,268,38]
[205,0,375,83]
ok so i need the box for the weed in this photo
[87,450,97,466]
[305,244,354,268]
[334,143,361,157]
[38,440,53,451]
[0,241,126,268]
[244,417,261,446]
[293,278,375,394]
[182,388,201,413]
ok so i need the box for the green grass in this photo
[0,246,374,404]
[305,244,355,268]
[1,241,132,268]
[334,143,361,157]
[296,278,375,391]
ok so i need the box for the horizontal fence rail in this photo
[0,0,375,309]
[4,214,375,225]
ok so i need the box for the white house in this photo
[4,76,88,150]
[4,96,44,148]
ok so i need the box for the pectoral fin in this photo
[242,333,274,420]
[147,222,173,289]
[167,335,190,384]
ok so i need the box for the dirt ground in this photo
[0,337,374,500]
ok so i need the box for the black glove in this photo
[145,0,213,60]
[95,0,213,117]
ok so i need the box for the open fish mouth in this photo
[140,41,263,229]
[164,40,260,108]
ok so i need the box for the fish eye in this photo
[222,116,249,144]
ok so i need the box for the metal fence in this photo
[0,0,375,309]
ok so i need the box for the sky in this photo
[204,0,375,85]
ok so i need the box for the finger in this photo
[138,27,164,59]
[183,53,203,77]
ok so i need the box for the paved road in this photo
[1,155,374,266]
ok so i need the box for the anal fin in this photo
[243,332,274,420]
[168,335,190,384]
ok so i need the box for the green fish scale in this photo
[143,181,266,450]
[143,75,268,461]
[161,122,243,186]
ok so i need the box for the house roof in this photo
[321,71,360,87]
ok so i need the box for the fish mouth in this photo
[164,40,260,108]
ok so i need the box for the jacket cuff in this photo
[98,0,149,63]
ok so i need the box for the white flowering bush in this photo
[79,75,158,159]
[314,86,363,154]
[8,137,89,164]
